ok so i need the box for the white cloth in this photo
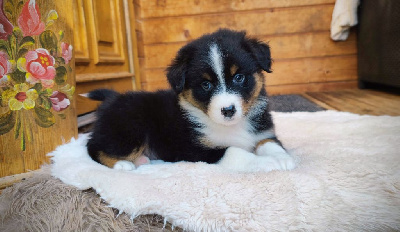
[331,0,360,41]
[50,111,400,231]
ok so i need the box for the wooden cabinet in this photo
[0,0,140,180]
[0,0,77,178]
[73,0,140,115]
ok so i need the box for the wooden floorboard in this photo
[304,89,400,116]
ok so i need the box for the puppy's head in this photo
[167,29,271,126]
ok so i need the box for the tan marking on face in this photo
[255,138,276,150]
[242,72,265,114]
[181,89,208,113]
[98,145,147,168]
[203,73,212,81]
[230,65,239,76]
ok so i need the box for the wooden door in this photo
[73,0,138,115]
[0,0,77,177]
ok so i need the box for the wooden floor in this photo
[303,89,400,116]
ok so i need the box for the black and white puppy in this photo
[87,29,296,172]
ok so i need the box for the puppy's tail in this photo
[88,89,119,101]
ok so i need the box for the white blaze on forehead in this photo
[208,44,226,91]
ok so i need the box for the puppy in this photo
[87,29,296,172]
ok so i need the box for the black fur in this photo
[88,89,118,101]
[87,90,226,163]
[87,29,281,166]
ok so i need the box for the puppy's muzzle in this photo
[221,105,236,118]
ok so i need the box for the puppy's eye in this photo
[201,81,213,91]
[233,74,245,84]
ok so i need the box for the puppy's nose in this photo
[221,105,236,118]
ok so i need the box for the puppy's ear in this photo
[166,45,194,93]
[243,38,272,73]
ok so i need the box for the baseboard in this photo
[0,171,39,193]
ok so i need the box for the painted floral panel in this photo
[0,0,74,151]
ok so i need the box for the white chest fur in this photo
[179,98,274,152]
[197,119,273,151]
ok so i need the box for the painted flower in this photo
[61,42,73,64]
[25,48,56,80]
[0,51,11,77]
[50,91,70,112]
[17,0,45,36]
[0,0,13,39]
[0,75,8,86]
[2,83,38,111]
[18,48,56,88]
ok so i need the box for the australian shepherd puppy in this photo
[87,29,296,172]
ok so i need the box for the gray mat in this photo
[268,94,325,112]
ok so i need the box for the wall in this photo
[134,0,358,94]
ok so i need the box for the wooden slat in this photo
[135,30,145,57]
[0,171,37,191]
[89,0,126,63]
[142,43,181,69]
[266,81,358,95]
[73,0,90,63]
[267,55,358,85]
[141,81,170,91]
[76,72,134,83]
[127,0,143,90]
[136,0,335,19]
[133,1,142,19]
[141,79,358,94]
[267,31,357,60]
[335,90,400,113]
[76,95,101,116]
[77,112,96,128]
[76,77,134,115]
[140,55,358,87]
[139,4,335,45]
[301,93,337,110]
[142,31,356,69]
[309,92,377,114]
[305,90,400,116]
[139,68,165,83]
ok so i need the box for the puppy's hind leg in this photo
[104,155,150,171]
[113,160,136,171]
[133,155,151,167]
[97,145,150,171]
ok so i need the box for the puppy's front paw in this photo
[218,147,254,172]
[113,160,136,171]
[219,147,294,172]
[273,153,296,170]
[256,142,296,171]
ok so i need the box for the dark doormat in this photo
[268,94,325,112]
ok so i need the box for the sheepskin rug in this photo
[2,110,400,231]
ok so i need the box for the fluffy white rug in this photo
[50,111,400,231]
